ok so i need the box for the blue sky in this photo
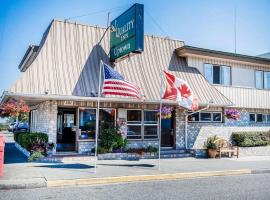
[0,0,269,94]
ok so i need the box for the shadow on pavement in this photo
[98,164,155,168]
[4,142,28,164]
[35,163,94,169]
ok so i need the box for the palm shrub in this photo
[205,135,219,149]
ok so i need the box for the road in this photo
[1,173,270,200]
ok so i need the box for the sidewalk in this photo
[1,132,270,189]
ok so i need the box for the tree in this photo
[0,98,30,123]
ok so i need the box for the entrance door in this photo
[161,114,175,147]
[57,108,76,152]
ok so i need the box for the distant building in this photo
[1,20,270,155]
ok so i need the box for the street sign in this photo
[110,3,144,61]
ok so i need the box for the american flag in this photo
[102,63,141,99]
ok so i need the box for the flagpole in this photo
[94,60,103,173]
[158,70,163,170]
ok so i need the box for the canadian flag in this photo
[163,71,198,111]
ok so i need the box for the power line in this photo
[145,8,169,37]
[65,5,131,21]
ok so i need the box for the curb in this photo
[47,169,252,187]
[0,178,47,190]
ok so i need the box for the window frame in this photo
[249,113,270,123]
[204,63,231,86]
[126,109,143,140]
[126,109,159,140]
[188,112,222,123]
[264,71,270,89]
[143,110,159,140]
[78,107,97,140]
[255,70,264,89]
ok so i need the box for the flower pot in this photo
[207,149,217,158]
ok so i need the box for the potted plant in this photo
[158,106,173,119]
[224,109,240,120]
[205,135,219,158]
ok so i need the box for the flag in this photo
[102,63,141,99]
[163,70,198,111]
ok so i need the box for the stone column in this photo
[175,109,186,150]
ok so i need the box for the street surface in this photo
[1,173,270,200]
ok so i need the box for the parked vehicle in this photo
[8,123,16,132]
[15,122,29,132]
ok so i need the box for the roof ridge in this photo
[52,19,185,43]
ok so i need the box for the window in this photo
[255,71,263,89]
[189,113,199,121]
[220,66,231,85]
[267,115,270,123]
[257,114,263,122]
[204,64,231,85]
[79,108,96,139]
[213,113,222,122]
[249,114,256,122]
[255,71,270,89]
[204,64,213,83]
[127,110,142,139]
[100,108,116,128]
[126,110,158,140]
[264,72,270,89]
[200,113,211,121]
[63,114,74,128]
[188,112,222,122]
[144,111,158,139]
[250,113,270,123]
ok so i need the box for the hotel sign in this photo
[110,3,144,61]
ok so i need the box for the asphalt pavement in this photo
[1,173,270,200]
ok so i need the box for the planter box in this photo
[97,152,157,160]
[239,146,270,157]
[14,142,30,157]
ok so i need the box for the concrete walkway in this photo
[1,131,270,189]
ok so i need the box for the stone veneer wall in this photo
[77,140,159,154]
[175,110,186,149]
[178,108,270,150]
[31,100,58,144]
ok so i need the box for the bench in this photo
[214,139,239,158]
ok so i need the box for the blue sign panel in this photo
[110,3,144,61]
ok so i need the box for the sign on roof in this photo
[110,3,144,61]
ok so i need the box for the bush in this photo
[99,128,126,152]
[13,131,26,143]
[28,151,44,162]
[15,132,48,151]
[232,131,270,147]
[147,146,158,153]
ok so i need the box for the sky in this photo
[0,0,269,94]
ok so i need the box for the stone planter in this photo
[207,149,218,158]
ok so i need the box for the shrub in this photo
[28,151,44,162]
[232,131,270,147]
[99,128,126,152]
[147,146,158,153]
[15,132,48,151]
[205,135,219,149]
[14,131,24,143]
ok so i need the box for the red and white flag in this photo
[162,71,198,111]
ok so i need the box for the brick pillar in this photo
[175,109,186,150]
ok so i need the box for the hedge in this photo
[14,131,48,151]
[232,131,270,147]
